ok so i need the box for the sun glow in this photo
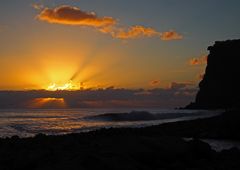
[47,81,80,91]
[27,98,67,108]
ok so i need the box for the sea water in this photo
[0,108,220,138]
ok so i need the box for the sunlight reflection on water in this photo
[0,109,220,138]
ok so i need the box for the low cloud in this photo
[149,80,160,86]
[170,82,193,90]
[36,5,183,40]
[189,55,208,66]
[0,82,197,109]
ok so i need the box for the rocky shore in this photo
[1,110,240,170]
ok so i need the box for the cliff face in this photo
[187,39,240,109]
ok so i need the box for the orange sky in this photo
[3,1,238,90]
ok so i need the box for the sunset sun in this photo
[46,81,80,91]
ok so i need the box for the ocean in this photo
[0,108,220,138]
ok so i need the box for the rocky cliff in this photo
[186,39,240,109]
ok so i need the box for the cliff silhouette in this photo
[186,39,240,109]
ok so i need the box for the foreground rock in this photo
[0,132,240,170]
[142,109,240,140]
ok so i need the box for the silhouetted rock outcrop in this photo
[186,39,240,109]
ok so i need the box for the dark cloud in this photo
[0,83,197,109]
[170,82,193,90]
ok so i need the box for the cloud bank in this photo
[36,5,183,40]
[0,82,196,109]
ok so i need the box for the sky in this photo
[0,0,240,91]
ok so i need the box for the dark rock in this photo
[188,138,215,158]
[186,39,240,109]
[11,135,20,141]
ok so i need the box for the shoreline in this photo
[0,109,221,138]
[1,110,240,169]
